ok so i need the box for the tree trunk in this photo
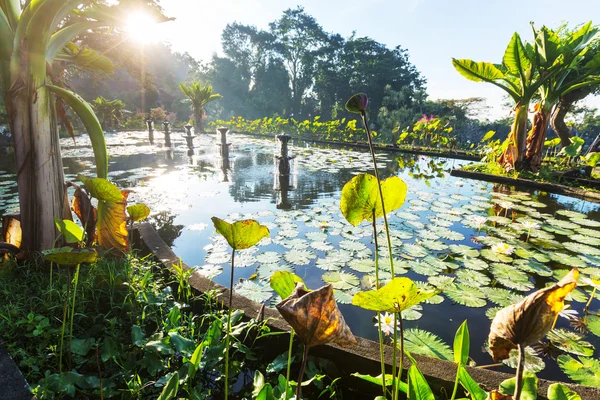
[8,86,67,253]
[550,88,591,149]
[524,106,552,172]
[194,109,204,134]
[550,101,572,149]
[498,104,529,171]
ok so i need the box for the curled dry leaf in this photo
[345,93,369,114]
[276,282,356,348]
[68,182,97,245]
[486,391,513,400]
[488,269,578,362]
[97,190,130,253]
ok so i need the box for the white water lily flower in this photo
[521,221,541,230]
[491,242,515,255]
[375,312,397,336]
[469,215,488,227]
[558,304,578,320]
[498,201,514,210]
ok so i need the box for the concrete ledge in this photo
[135,223,600,399]
[451,168,600,204]
[0,342,32,400]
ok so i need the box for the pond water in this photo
[1,130,600,384]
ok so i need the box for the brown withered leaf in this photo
[67,182,97,245]
[487,390,513,400]
[276,283,356,348]
[97,190,129,253]
[488,269,578,361]
[2,213,22,249]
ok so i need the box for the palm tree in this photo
[179,81,222,133]
[93,96,126,129]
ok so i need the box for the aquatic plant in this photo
[211,217,269,400]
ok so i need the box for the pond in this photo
[1,130,600,384]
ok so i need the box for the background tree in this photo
[93,96,125,129]
[179,81,222,133]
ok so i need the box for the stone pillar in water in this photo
[146,118,154,144]
[162,121,171,147]
[217,126,231,158]
[275,134,295,209]
[184,124,194,150]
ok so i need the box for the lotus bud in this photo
[345,93,369,114]
[276,282,357,348]
[488,269,578,361]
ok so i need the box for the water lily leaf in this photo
[339,239,367,252]
[322,271,359,290]
[462,258,488,271]
[284,249,315,265]
[211,217,270,250]
[127,203,150,222]
[348,258,375,272]
[571,235,600,246]
[270,271,305,299]
[547,383,582,400]
[586,315,600,337]
[276,283,356,348]
[449,244,479,258]
[456,269,491,286]
[571,218,600,228]
[256,251,281,264]
[306,231,327,241]
[54,217,84,244]
[444,284,487,308]
[488,269,578,361]
[563,242,600,256]
[556,210,587,219]
[482,287,525,307]
[492,263,534,291]
[233,280,273,303]
[340,173,407,226]
[43,248,98,265]
[557,355,600,387]
[352,277,438,313]
[196,264,223,278]
[310,241,334,252]
[549,252,587,267]
[547,329,595,357]
[404,329,453,361]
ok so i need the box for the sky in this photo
[151,0,600,120]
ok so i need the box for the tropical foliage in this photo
[453,22,600,172]
[92,96,125,130]
[179,81,222,133]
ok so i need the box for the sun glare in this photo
[125,12,160,44]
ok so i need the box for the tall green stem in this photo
[372,213,386,397]
[285,329,295,399]
[68,264,82,369]
[362,110,397,398]
[514,343,525,400]
[392,315,398,399]
[585,287,597,315]
[59,268,71,373]
[224,249,235,400]
[296,344,310,400]
[394,312,404,400]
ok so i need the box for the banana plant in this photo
[179,81,223,134]
[524,22,600,170]
[93,96,126,129]
[0,1,166,253]
[453,32,548,171]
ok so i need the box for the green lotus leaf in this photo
[340,173,407,226]
[54,217,84,244]
[78,175,124,202]
[211,217,270,250]
[43,248,98,265]
[127,203,150,222]
[352,277,438,313]
[547,383,582,400]
[499,371,539,399]
[269,270,304,299]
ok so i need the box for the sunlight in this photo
[125,11,160,44]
